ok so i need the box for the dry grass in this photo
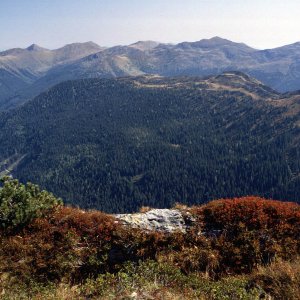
[173,202,189,210]
[250,258,300,300]
[139,206,153,213]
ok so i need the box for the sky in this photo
[1,0,300,51]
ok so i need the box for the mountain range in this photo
[0,72,299,212]
[0,41,103,109]
[1,37,300,110]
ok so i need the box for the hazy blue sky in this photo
[1,0,300,50]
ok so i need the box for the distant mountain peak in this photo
[207,36,231,42]
[196,36,233,46]
[85,41,102,47]
[62,41,101,48]
[196,36,251,48]
[175,36,252,51]
[129,40,160,51]
[26,44,47,51]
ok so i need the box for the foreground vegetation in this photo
[1,178,300,299]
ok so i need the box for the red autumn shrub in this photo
[191,197,300,274]
[194,196,300,232]
[1,195,299,283]
[0,206,122,282]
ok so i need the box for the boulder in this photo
[115,208,195,233]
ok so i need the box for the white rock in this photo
[115,208,194,233]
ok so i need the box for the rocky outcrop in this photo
[115,208,195,233]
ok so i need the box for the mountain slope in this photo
[1,37,300,110]
[37,37,257,86]
[0,73,299,212]
[0,42,103,109]
[28,36,300,98]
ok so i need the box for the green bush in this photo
[0,176,62,230]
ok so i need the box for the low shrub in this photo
[1,183,299,299]
[0,177,62,231]
[192,197,300,273]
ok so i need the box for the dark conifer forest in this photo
[0,73,299,212]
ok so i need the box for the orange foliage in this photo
[0,206,121,282]
[192,197,300,273]
[194,196,300,232]
[1,196,299,282]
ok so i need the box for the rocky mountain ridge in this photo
[0,41,103,109]
[1,37,300,110]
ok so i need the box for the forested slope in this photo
[0,72,299,212]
